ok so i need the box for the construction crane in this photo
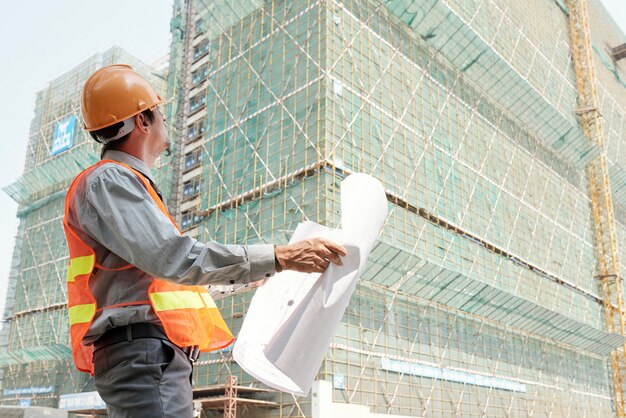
[567,0,626,415]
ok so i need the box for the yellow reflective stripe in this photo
[151,291,204,312]
[200,292,217,309]
[66,255,95,283]
[68,303,96,325]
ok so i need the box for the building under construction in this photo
[2,0,626,416]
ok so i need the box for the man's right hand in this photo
[275,238,347,273]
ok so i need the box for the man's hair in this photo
[93,109,155,157]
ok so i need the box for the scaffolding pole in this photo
[224,374,238,418]
[567,0,626,415]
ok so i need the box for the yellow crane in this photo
[567,0,626,415]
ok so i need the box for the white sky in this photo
[0,0,624,319]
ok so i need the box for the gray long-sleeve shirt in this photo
[66,150,276,338]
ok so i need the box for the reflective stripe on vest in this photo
[68,303,96,325]
[200,292,217,309]
[151,291,218,312]
[151,291,205,312]
[66,255,95,283]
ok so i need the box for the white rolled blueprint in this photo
[233,173,388,396]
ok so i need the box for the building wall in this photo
[183,0,625,416]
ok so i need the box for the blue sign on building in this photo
[380,357,527,393]
[3,386,54,396]
[59,391,106,410]
[50,115,76,156]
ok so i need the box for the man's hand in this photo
[275,238,347,273]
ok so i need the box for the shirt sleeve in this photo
[77,165,276,286]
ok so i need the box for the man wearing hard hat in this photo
[63,64,346,417]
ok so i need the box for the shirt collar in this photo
[101,150,156,185]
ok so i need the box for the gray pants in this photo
[93,337,193,418]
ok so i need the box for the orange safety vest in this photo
[63,160,234,374]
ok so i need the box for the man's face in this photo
[151,107,171,158]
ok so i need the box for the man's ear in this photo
[135,113,150,133]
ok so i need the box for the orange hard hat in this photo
[81,64,163,132]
